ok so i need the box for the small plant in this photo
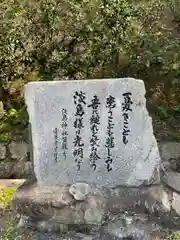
[3,221,22,240]
[0,187,17,208]
[164,231,180,240]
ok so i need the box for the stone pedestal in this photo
[12,180,177,239]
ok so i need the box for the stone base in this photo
[12,180,180,239]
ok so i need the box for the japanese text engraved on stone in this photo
[25,78,161,187]
[88,95,101,171]
[73,91,86,170]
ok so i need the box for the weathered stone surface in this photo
[13,180,75,215]
[11,161,33,178]
[25,78,161,187]
[144,185,172,213]
[102,215,161,240]
[172,192,180,216]
[84,195,107,225]
[0,101,4,119]
[105,185,172,216]
[13,180,108,228]
[35,232,94,240]
[161,170,180,192]
[13,180,174,234]
[0,143,6,159]
[9,141,28,159]
[159,142,180,161]
[0,162,14,178]
[168,157,180,172]
[84,207,105,225]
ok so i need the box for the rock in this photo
[36,231,94,240]
[25,78,161,187]
[0,162,14,178]
[161,170,180,192]
[0,179,26,188]
[13,180,75,209]
[9,141,28,159]
[159,142,180,161]
[145,185,172,213]
[106,185,172,217]
[172,192,180,216]
[84,208,105,225]
[17,215,31,228]
[84,195,107,225]
[50,204,85,225]
[104,215,161,240]
[0,101,4,119]
[82,235,93,240]
[169,157,180,172]
[13,180,92,229]
[34,232,62,240]
[69,183,92,201]
[0,143,6,159]
[37,221,68,233]
[11,161,33,178]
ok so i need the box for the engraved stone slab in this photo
[25,78,161,187]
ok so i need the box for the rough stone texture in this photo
[13,180,175,233]
[106,185,172,217]
[13,180,108,228]
[159,142,180,161]
[0,143,6,159]
[0,162,14,178]
[9,141,28,159]
[104,215,161,240]
[11,161,34,178]
[0,140,179,180]
[15,228,165,240]
[25,78,161,187]
[161,170,180,192]
[84,195,107,225]
[172,192,180,215]
[13,179,180,239]
[0,101,4,119]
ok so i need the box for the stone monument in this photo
[24,78,161,187]
[12,78,168,239]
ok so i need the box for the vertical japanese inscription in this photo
[88,95,101,171]
[61,108,68,160]
[53,127,58,162]
[73,91,86,171]
[122,92,133,144]
[105,95,116,172]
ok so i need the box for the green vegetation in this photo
[0,0,180,141]
[165,232,180,239]
[3,219,21,240]
[0,186,17,208]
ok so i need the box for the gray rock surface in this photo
[0,161,14,178]
[104,215,161,240]
[0,143,6,159]
[172,192,180,215]
[9,141,28,159]
[159,142,180,161]
[161,170,180,192]
[25,78,161,187]
[13,180,175,235]
[12,161,33,178]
